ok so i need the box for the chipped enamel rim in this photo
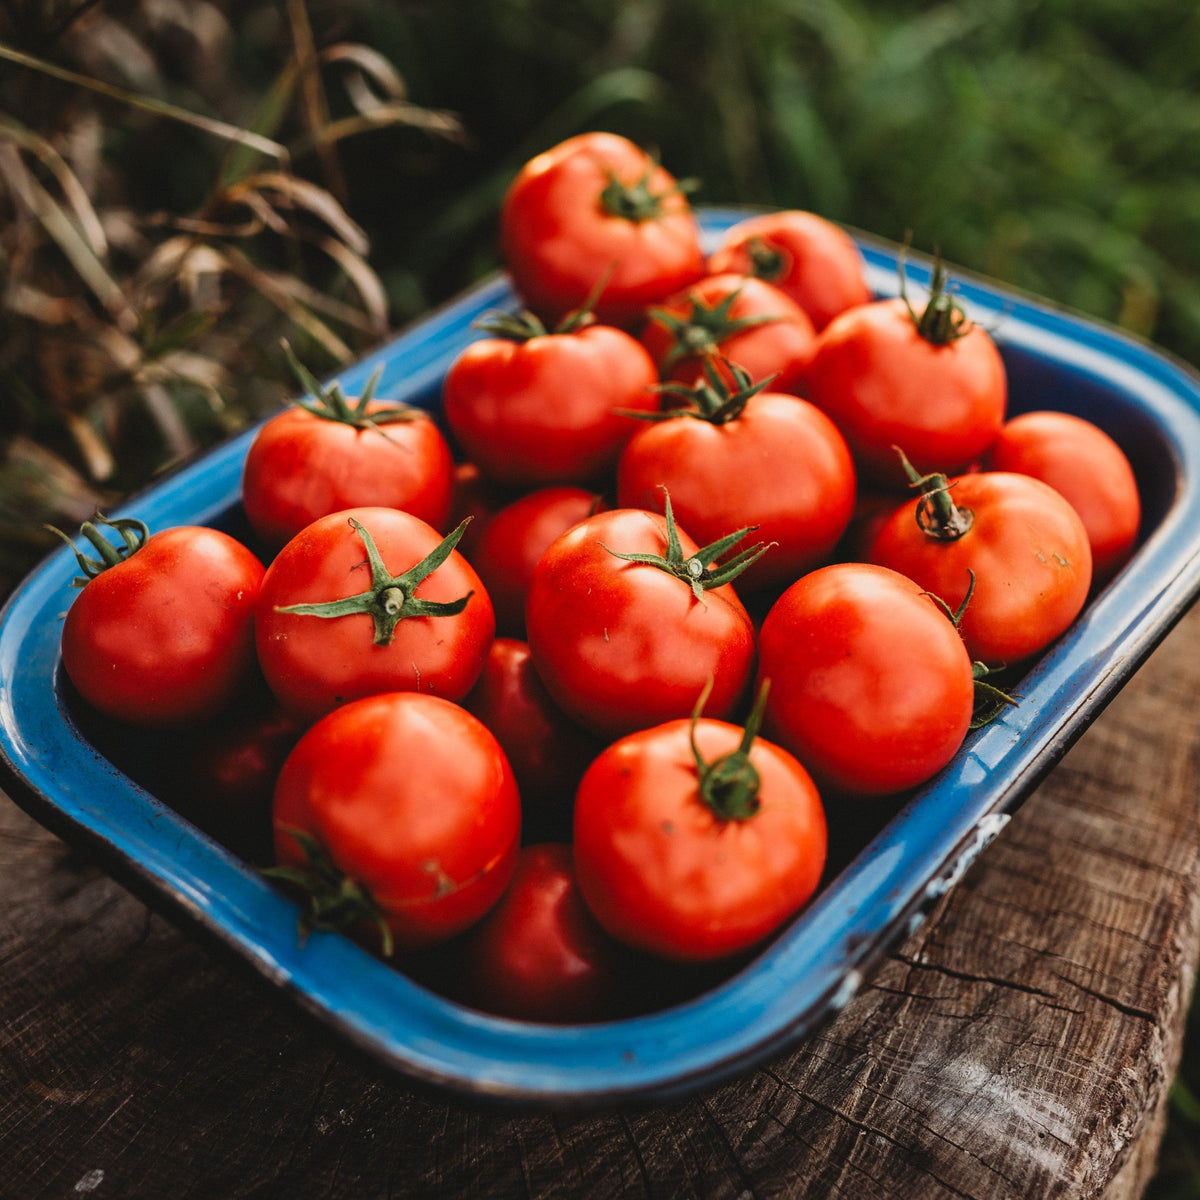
[3,209,1200,1107]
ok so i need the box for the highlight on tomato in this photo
[572,683,827,962]
[241,347,453,552]
[868,454,1093,667]
[986,409,1141,587]
[616,359,857,594]
[524,493,762,741]
[706,209,873,331]
[255,506,494,725]
[805,254,1007,488]
[268,691,521,954]
[499,131,706,329]
[756,561,978,797]
[54,514,264,728]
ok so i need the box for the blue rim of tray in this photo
[2,208,1200,1107]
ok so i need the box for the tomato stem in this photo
[648,285,781,372]
[894,446,975,541]
[598,156,697,223]
[744,235,787,284]
[601,488,772,600]
[273,516,474,645]
[47,513,150,586]
[282,340,421,432]
[897,241,973,346]
[631,356,775,425]
[689,678,768,821]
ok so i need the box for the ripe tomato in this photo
[57,516,264,727]
[868,467,1092,666]
[464,638,600,844]
[455,843,632,1022]
[469,485,603,637]
[270,691,521,953]
[442,312,658,489]
[445,460,511,562]
[640,273,817,394]
[986,410,1141,587]
[804,260,1006,488]
[499,131,706,328]
[756,562,977,797]
[706,209,873,331]
[616,362,856,594]
[255,507,494,724]
[572,693,827,962]
[241,363,453,552]
[525,502,759,741]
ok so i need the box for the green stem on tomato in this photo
[689,678,769,821]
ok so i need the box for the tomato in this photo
[445,459,511,562]
[986,410,1141,587]
[270,691,521,953]
[455,843,632,1022]
[525,502,759,741]
[442,311,658,489]
[640,273,817,395]
[756,562,977,797]
[470,485,603,637]
[57,516,264,727]
[804,260,1007,488]
[241,361,453,552]
[464,638,600,844]
[499,131,706,329]
[868,466,1092,666]
[706,209,873,331]
[572,691,827,962]
[255,507,494,725]
[615,361,856,594]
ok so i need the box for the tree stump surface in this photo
[2,601,1199,1200]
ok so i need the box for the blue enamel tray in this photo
[3,209,1199,1107]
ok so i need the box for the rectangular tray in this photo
[3,209,1200,1107]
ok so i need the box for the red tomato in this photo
[58,516,264,727]
[499,131,706,328]
[442,315,658,489]
[255,507,494,724]
[470,486,603,637]
[640,273,817,394]
[445,460,511,562]
[241,370,453,552]
[525,504,758,741]
[756,562,977,796]
[456,843,632,1022]
[706,210,873,331]
[986,410,1141,587]
[868,469,1092,665]
[616,364,856,593]
[573,698,827,961]
[271,691,521,953]
[464,638,600,844]
[804,262,1007,488]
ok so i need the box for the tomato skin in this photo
[869,471,1093,666]
[573,717,827,962]
[241,403,454,552]
[524,508,757,741]
[499,132,706,328]
[805,298,1007,488]
[255,506,495,725]
[456,843,631,1022]
[616,391,856,594]
[470,486,602,637]
[706,210,873,331]
[640,273,817,394]
[272,691,521,952]
[986,410,1140,586]
[60,525,264,727]
[464,638,600,844]
[443,323,658,489]
[756,563,976,797]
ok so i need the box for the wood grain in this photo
[2,600,1199,1199]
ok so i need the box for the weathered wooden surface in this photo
[2,602,1200,1200]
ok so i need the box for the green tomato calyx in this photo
[636,356,775,425]
[690,678,768,822]
[649,285,781,372]
[744,235,788,284]
[897,242,973,346]
[895,446,975,541]
[264,827,394,957]
[602,488,771,601]
[273,516,473,645]
[283,340,422,433]
[599,155,698,223]
[47,513,150,587]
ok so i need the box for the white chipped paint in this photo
[925,813,1012,901]
[828,968,864,1012]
